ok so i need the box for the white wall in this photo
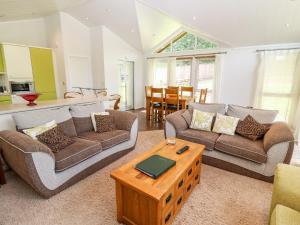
[0,18,47,47]
[101,26,145,109]
[44,13,66,98]
[60,12,93,91]
[90,26,105,89]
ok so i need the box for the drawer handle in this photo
[188,168,193,176]
[195,174,199,180]
[178,179,184,188]
[177,196,182,205]
[187,184,192,192]
[196,160,200,166]
[165,193,172,204]
[165,212,171,223]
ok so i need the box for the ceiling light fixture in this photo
[286,23,290,28]
[130,28,135,33]
[85,17,89,20]
[192,16,197,21]
[105,8,111,14]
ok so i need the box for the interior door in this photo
[117,60,134,110]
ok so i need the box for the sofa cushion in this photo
[181,109,192,125]
[189,103,226,114]
[37,126,75,153]
[271,204,300,225]
[95,114,116,133]
[54,137,102,172]
[227,104,278,123]
[215,134,267,163]
[212,113,239,136]
[79,130,130,150]
[235,115,269,141]
[13,106,77,137]
[190,110,215,131]
[70,101,105,134]
[177,129,220,151]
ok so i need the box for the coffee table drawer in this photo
[162,205,174,225]
[162,186,175,208]
[183,179,193,201]
[174,174,185,196]
[174,192,184,216]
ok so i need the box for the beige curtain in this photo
[214,54,224,102]
[167,58,177,86]
[146,58,155,86]
[253,50,300,136]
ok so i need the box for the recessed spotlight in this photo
[192,16,197,21]
[85,17,89,20]
[286,23,290,28]
[130,28,135,33]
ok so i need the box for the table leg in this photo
[146,98,151,120]
[182,100,186,110]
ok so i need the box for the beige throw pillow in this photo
[23,120,57,140]
[190,109,215,131]
[213,113,239,135]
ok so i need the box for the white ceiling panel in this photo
[141,0,300,47]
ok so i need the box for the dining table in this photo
[145,95,194,120]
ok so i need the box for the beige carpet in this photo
[0,130,272,225]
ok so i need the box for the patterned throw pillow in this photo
[212,113,239,135]
[37,126,74,153]
[95,115,116,133]
[190,109,215,131]
[23,120,57,140]
[235,115,269,141]
[91,112,110,131]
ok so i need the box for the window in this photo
[158,32,217,53]
[195,57,215,103]
[175,59,192,86]
[153,60,168,87]
[255,51,300,123]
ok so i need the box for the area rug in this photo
[0,130,272,225]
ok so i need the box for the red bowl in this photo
[18,93,41,106]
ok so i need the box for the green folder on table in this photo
[135,155,176,179]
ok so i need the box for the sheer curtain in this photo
[253,50,300,136]
[146,58,155,86]
[168,58,177,86]
[214,54,224,102]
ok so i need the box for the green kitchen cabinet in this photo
[30,47,57,100]
[37,92,57,101]
[0,45,5,73]
[0,95,11,105]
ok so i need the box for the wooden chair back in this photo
[168,86,179,90]
[199,88,208,103]
[111,94,121,110]
[165,88,179,108]
[145,86,152,97]
[151,88,164,104]
[64,91,83,99]
[180,86,194,98]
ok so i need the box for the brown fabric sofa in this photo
[0,102,138,198]
[165,103,294,182]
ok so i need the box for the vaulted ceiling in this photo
[0,0,299,52]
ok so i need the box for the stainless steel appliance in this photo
[9,81,34,94]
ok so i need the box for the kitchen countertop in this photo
[0,96,118,115]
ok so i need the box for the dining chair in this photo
[199,88,208,103]
[165,88,180,115]
[180,86,194,109]
[151,87,164,122]
[64,91,83,99]
[168,86,179,90]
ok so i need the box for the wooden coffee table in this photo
[110,139,205,225]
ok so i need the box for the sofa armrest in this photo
[263,122,294,152]
[0,130,54,158]
[165,110,188,133]
[270,164,300,220]
[106,110,138,132]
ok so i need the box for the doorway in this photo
[117,60,134,110]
